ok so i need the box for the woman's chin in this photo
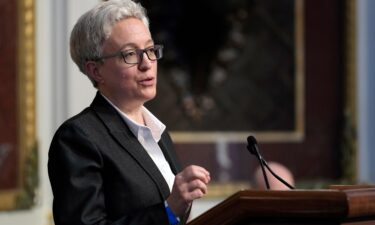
[143,90,157,101]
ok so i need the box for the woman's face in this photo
[96,18,157,108]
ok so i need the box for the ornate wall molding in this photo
[341,0,358,183]
[0,0,38,210]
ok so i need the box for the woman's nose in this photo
[138,52,153,70]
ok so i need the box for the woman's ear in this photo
[85,61,103,84]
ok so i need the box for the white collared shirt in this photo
[101,94,175,191]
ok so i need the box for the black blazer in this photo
[48,92,183,225]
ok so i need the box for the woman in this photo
[48,1,210,224]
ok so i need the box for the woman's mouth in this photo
[139,77,155,86]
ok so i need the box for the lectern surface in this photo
[187,186,375,225]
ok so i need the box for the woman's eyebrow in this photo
[119,39,155,50]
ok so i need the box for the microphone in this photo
[247,136,270,189]
[247,136,295,190]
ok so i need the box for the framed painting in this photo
[145,0,305,143]
[0,0,37,210]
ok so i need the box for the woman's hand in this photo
[166,165,210,216]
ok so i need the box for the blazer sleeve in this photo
[48,122,170,225]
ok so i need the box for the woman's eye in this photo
[125,51,136,57]
[146,48,155,55]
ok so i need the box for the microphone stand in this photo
[256,151,270,190]
[261,158,295,189]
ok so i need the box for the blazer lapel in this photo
[90,92,171,199]
[158,133,181,175]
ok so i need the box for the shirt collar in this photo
[100,93,166,142]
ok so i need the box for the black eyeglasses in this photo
[94,45,163,64]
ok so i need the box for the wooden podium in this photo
[187,185,375,225]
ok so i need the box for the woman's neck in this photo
[100,92,145,125]
[122,106,145,125]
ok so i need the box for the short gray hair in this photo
[70,0,149,87]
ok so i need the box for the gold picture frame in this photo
[0,0,37,210]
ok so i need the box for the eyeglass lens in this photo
[122,46,163,64]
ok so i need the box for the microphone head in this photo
[247,136,257,145]
[246,135,258,155]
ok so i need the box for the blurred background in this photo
[0,0,374,224]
